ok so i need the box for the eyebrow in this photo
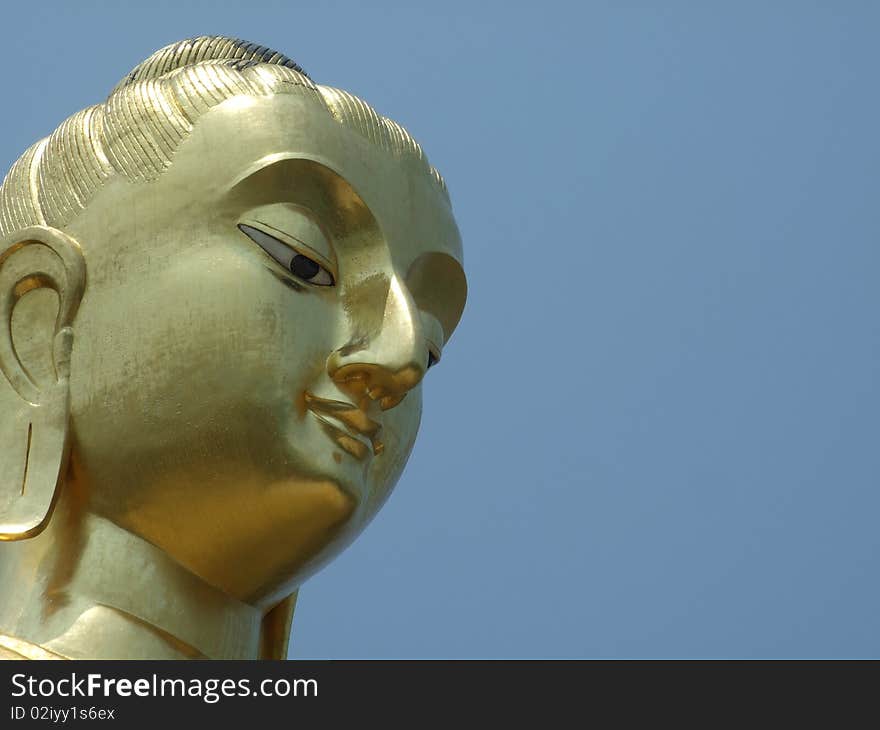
[226,157,377,241]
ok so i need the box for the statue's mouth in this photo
[304,391,384,460]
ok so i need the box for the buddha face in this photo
[58,93,466,606]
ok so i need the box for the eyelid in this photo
[420,310,445,357]
[239,218,338,280]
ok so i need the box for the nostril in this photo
[330,361,424,406]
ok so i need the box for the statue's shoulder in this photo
[0,633,66,660]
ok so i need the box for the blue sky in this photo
[2,1,879,657]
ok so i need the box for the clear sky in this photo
[3,1,878,658]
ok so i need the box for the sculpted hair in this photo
[0,36,447,238]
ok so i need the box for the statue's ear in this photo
[0,226,85,540]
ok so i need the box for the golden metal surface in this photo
[0,37,466,659]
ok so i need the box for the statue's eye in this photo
[427,349,439,370]
[238,223,335,286]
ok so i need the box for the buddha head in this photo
[0,37,466,610]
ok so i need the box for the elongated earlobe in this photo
[0,227,85,540]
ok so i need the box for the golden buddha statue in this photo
[0,36,466,660]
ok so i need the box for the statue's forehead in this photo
[175,94,463,265]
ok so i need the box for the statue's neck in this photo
[0,487,266,659]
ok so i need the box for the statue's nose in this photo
[327,275,427,410]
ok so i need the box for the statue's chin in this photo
[230,477,360,606]
[113,476,357,607]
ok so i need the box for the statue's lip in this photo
[304,391,384,459]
